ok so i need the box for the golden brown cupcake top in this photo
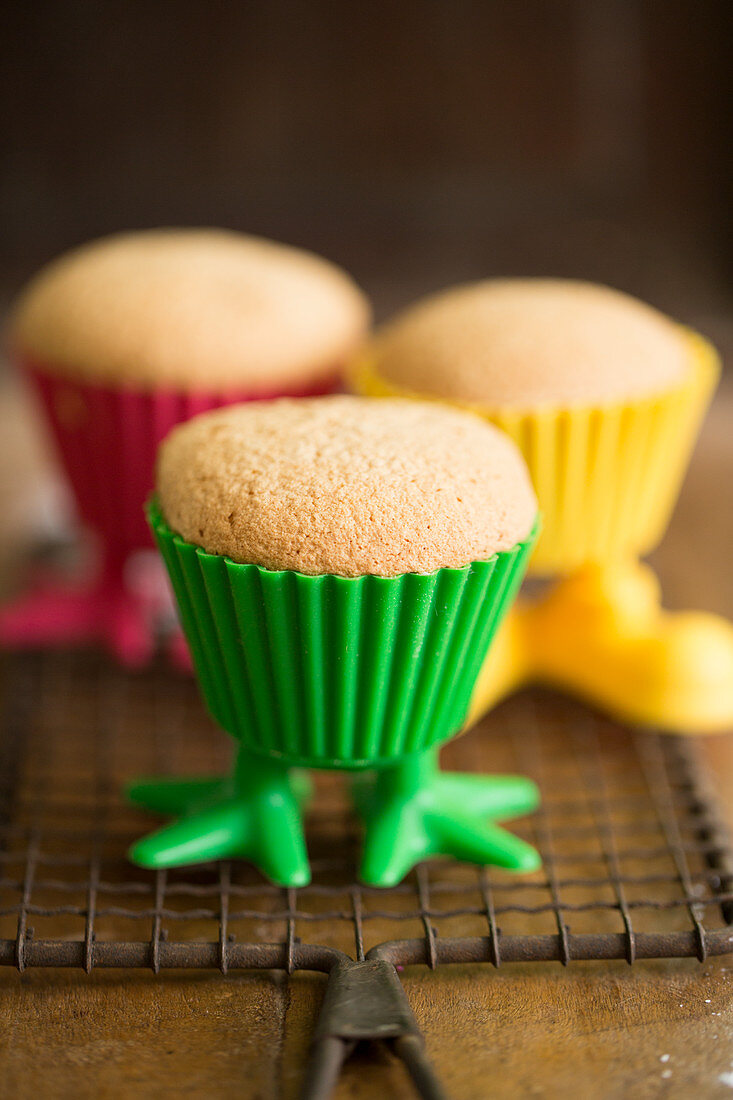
[11,229,370,391]
[156,396,537,577]
[370,278,689,408]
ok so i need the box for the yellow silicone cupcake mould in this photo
[352,330,719,574]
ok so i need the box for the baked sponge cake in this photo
[133,395,541,884]
[370,278,688,407]
[11,228,370,393]
[157,395,537,577]
[0,230,370,666]
[355,277,718,570]
[9,231,371,558]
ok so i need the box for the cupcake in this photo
[129,396,541,885]
[353,278,733,733]
[3,229,370,664]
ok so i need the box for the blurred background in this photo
[2,0,732,330]
[0,0,731,562]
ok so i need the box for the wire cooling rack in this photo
[1,650,732,1098]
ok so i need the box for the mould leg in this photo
[354,748,540,887]
[527,561,733,733]
[127,750,312,885]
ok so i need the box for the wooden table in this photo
[0,379,731,1099]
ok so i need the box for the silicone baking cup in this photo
[351,329,733,735]
[27,357,340,555]
[148,500,538,767]
[351,330,719,573]
[0,358,340,664]
[131,504,540,883]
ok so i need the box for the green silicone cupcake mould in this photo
[127,501,541,887]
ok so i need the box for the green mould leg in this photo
[354,748,541,888]
[127,750,312,886]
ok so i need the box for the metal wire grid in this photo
[0,649,732,974]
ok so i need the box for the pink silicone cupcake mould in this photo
[0,356,340,667]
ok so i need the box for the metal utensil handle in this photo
[301,959,448,1100]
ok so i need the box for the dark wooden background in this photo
[2,0,732,336]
